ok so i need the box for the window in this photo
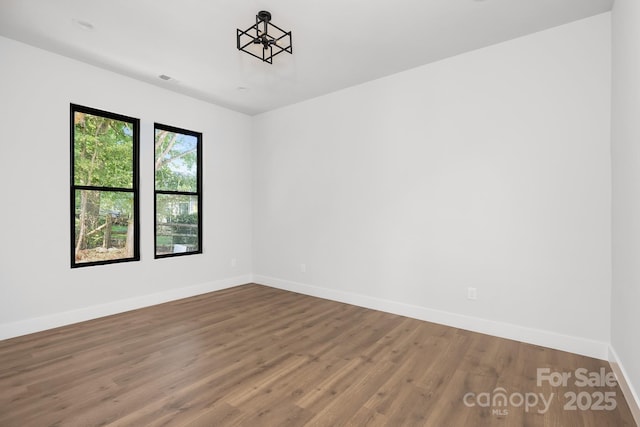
[154,123,202,258]
[70,104,140,267]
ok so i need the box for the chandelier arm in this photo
[237,10,292,64]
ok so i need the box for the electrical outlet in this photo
[467,287,477,300]
[300,263,306,273]
[231,258,237,268]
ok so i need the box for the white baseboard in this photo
[254,275,610,360]
[0,274,253,341]
[0,273,612,362]
[609,346,640,425]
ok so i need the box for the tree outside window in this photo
[70,105,139,267]
[154,123,202,257]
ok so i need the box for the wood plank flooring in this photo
[0,284,636,426]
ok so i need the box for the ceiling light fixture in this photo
[236,10,292,64]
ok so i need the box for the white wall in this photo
[0,36,253,338]
[611,0,640,413]
[253,14,612,358]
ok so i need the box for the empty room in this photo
[0,0,639,425]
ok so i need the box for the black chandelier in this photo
[237,10,292,64]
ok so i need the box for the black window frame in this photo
[70,104,140,268]
[154,123,203,259]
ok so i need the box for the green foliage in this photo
[173,213,198,224]
[74,112,133,188]
[155,129,198,192]
[156,235,172,246]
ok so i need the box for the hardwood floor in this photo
[0,284,636,426]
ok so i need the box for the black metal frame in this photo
[153,123,203,259]
[70,104,140,268]
[237,11,292,64]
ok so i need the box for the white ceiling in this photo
[0,0,612,115]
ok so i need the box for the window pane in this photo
[74,112,134,188]
[156,194,199,255]
[155,129,198,192]
[154,123,201,259]
[73,190,135,264]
